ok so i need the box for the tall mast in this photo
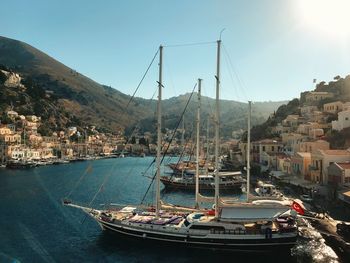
[206,115,209,160]
[195,78,202,208]
[214,40,221,218]
[182,115,185,148]
[156,45,163,217]
[246,101,251,202]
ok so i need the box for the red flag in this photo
[206,209,215,216]
[291,201,305,215]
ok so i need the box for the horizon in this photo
[1,0,350,102]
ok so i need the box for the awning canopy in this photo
[220,206,289,222]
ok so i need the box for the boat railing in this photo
[210,227,290,236]
[210,229,247,235]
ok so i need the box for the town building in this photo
[328,162,350,186]
[252,139,283,165]
[300,105,318,118]
[332,110,350,131]
[291,152,311,179]
[323,101,344,114]
[281,133,306,154]
[310,149,350,184]
[304,91,333,104]
[299,140,330,153]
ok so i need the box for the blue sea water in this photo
[0,157,339,263]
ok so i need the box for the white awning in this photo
[220,206,289,222]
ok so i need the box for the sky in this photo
[1,0,350,102]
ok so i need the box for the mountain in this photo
[0,36,285,137]
[0,36,154,133]
[158,93,287,138]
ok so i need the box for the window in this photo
[262,146,265,152]
[190,225,225,231]
[183,219,190,227]
[271,146,274,151]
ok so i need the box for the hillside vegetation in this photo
[0,36,285,137]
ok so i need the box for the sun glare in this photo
[297,0,350,39]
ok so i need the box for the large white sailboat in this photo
[64,40,299,252]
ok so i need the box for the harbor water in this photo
[0,157,340,262]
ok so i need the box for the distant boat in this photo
[160,171,245,191]
[161,76,244,192]
[6,159,37,169]
[300,194,313,203]
[255,181,283,198]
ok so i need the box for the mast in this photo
[195,78,202,208]
[206,115,210,165]
[246,101,251,202]
[155,45,163,218]
[182,115,185,149]
[214,40,221,217]
[85,129,88,156]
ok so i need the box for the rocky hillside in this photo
[249,75,350,142]
[0,36,285,137]
[0,36,155,133]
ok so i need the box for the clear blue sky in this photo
[2,0,350,102]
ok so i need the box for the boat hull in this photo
[160,177,242,191]
[97,218,297,252]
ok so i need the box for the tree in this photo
[70,133,79,143]
[37,124,51,136]
[0,115,11,124]
[139,137,149,147]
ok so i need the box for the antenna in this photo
[219,28,226,40]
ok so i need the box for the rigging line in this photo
[163,41,216,48]
[222,45,241,101]
[169,127,194,181]
[105,89,157,205]
[140,82,197,204]
[80,163,117,224]
[87,87,158,209]
[201,85,215,119]
[119,86,158,180]
[142,81,178,179]
[124,49,159,112]
[222,44,249,101]
[65,162,93,200]
[164,60,177,99]
[87,165,115,208]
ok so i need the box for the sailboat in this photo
[64,41,299,252]
[160,79,245,191]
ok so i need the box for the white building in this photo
[332,110,350,131]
